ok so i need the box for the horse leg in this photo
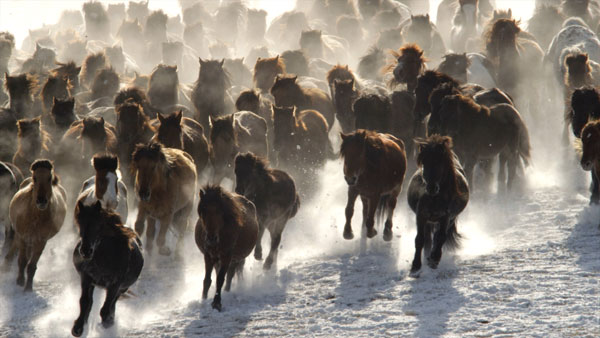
[428,217,450,269]
[423,222,432,259]
[365,195,379,239]
[498,152,508,193]
[590,170,599,205]
[72,274,94,337]
[202,254,214,299]
[225,261,237,292]
[254,222,266,260]
[2,225,14,256]
[24,241,47,291]
[479,159,494,193]
[173,203,192,259]
[2,231,18,270]
[343,187,359,240]
[134,206,147,238]
[100,284,120,328]
[383,194,398,242]
[156,215,174,256]
[16,240,26,286]
[506,152,518,191]
[212,256,231,312]
[145,218,156,253]
[464,158,476,190]
[264,225,282,270]
[410,214,427,278]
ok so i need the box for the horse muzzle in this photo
[79,246,94,260]
[36,198,48,210]
[426,183,440,196]
[345,175,358,186]
[138,190,151,202]
[205,234,218,247]
[581,160,594,171]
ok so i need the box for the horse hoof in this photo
[366,227,377,238]
[158,246,171,256]
[101,317,115,328]
[343,228,354,240]
[383,228,393,241]
[211,300,222,312]
[72,325,83,337]
[24,285,33,292]
[263,258,273,270]
[16,277,24,286]
[254,251,262,261]
[427,257,439,269]
[409,269,421,279]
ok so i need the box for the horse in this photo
[59,116,117,168]
[353,94,393,134]
[191,58,232,131]
[386,44,427,92]
[527,5,565,50]
[401,14,446,61]
[253,55,286,93]
[560,0,600,28]
[90,67,120,102]
[339,129,407,241]
[451,0,481,53]
[71,200,143,337]
[4,160,67,291]
[210,112,268,184]
[195,185,258,311]
[0,162,22,254]
[326,64,358,104]
[485,19,544,116]
[3,73,38,118]
[223,58,253,89]
[78,154,128,221]
[80,52,107,91]
[281,50,310,77]
[151,110,210,176]
[408,135,469,277]
[568,87,600,203]
[132,142,197,256]
[46,97,77,143]
[52,61,81,94]
[579,120,600,200]
[147,64,179,114]
[434,94,531,191]
[332,78,359,133]
[299,30,348,65]
[436,52,497,88]
[12,117,52,176]
[40,73,72,114]
[234,152,300,270]
[270,74,335,130]
[83,1,110,42]
[272,105,330,168]
[114,86,154,118]
[357,47,386,82]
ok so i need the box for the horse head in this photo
[132,142,166,202]
[416,134,455,196]
[156,110,184,150]
[30,159,56,210]
[92,154,119,210]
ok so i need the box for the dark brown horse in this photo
[436,53,471,84]
[147,64,179,114]
[191,58,232,131]
[272,105,330,168]
[152,110,210,175]
[4,73,38,117]
[386,43,427,92]
[253,55,285,93]
[132,142,196,256]
[195,185,258,311]
[434,94,531,190]
[52,61,81,94]
[332,78,358,133]
[90,67,120,101]
[12,117,52,176]
[71,201,143,337]
[4,160,67,291]
[80,52,107,90]
[40,73,72,114]
[234,152,300,270]
[579,121,600,202]
[408,135,469,277]
[210,112,268,184]
[353,94,393,134]
[326,64,358,103]
[270,74,335,130]
[339,129,407,241]
[46,97,78,141]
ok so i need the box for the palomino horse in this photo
[72,200,143,337]
[132,142,197,256]
[195,185,258,311]
[78,154,128,220]
[234,152,300,270]
[339,129,407,241]
[4,159,67,291]
[408,135,469,278]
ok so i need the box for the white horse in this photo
[77,154,128,221]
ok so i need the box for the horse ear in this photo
[508,9,512,17]
[199,57,204,65]
[275,55,279,60]
[157,113,164,123]
[292,75,297,82]
[340,132,349,141]
[220,58,225,66]
[425,14,430,20]
[99,117,105,126]
[175,110,183,124]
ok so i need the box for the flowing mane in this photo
[198,185,244,230]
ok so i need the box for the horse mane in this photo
[253,56,286,82]
[415,134,461,196]
[92,153,118,172]
[198,185,245,230]
[235,152,270,178]
[327,64,355,86]
[210,113,237,146]
[449,93,489,117]
[31,158,59,185]
[5,73,38,95]
[114,86,148,106]
[340,129,385,166]
[419,70,459,88]
[485,19,521,58]
[17,117,51,153]
[80,52,107,84]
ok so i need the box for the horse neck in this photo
[18,133,43,157]
[10,94,33,116]
[568,68,592,89]
[439,156,460,197]
[334,90,357,114]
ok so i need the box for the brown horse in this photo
[40,73,72,114]
[339,129,407,241]
[579,121,600,202]
[4,73,38,117]
[326,64,358,103]
[386,44,427,92]
[147,64,179,114]
[132,142,197,256]
[12,117,52,175]
[270,74,335,130]
[234,152,300,270]
[332,78,359,133]
[47,97,78,141]
[90,67,120,101]
[353,94,393,134]
[191,58,232,131]
[151,110,210,176]
[80,52,107,90]
[434,94,531,191]
[210,112,268,184]
[253,55,285,93]
[59,116,117,169]
[272,105,330,168]
[408,135,469,277]
[436,53,471,84]
[52,61,81,94]
[195,185,258,311]
[4,160,67,291]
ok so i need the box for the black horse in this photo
[408,135,469,278]
[72,201,144,337]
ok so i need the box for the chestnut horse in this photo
[71,201,143,337]
[234,152,300,270]
[408,135,469,277]
[78,154,128,221]
[339,129,407,241]
[195,185,258,311]
[132,143,197,256]
[4,160,67,291]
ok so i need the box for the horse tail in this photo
[444,221,462,251]
[290,193,301,218]
[375,194,389,228]
[517,115,532,167]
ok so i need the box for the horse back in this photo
[304,87,335,128]
[262,169,298,220]
[233,194,259,260]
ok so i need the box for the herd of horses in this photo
[0,0,599,335]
